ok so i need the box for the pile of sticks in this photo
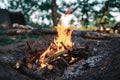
[16,41,92,72]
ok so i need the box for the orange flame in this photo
[38,20,74,68]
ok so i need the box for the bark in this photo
[51,0,57,27]
[100,0,110,23]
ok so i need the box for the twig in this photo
[60,57,69,66]
[60,42,68,50]
[44,50,68,63]
[26,41,32,50]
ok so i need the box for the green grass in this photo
[20,34,40,39]
[0,32,40,46]
[0,29,5,35]
[0,37,14,45]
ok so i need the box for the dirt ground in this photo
[0,34,120,80]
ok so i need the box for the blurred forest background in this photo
[0,0,120,28]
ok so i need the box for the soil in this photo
[0,34,120,80]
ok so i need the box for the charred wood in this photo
[44,50,69,63]
[16,66,47,80]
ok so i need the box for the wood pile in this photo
[15,40,92,75]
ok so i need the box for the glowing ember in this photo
[38,20,74,68]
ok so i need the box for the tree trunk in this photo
[51,0,57,27]
[100,0,110,23]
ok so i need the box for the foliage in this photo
[7,0,51,23]
[2,0,120,28]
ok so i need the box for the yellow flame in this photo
[38,20,74,68]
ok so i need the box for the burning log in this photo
[45,47,91,66]
[44,50,69,63]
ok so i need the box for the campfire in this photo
[16,20,92,72]
[38,21,74,68]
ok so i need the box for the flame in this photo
[38,20,74,68]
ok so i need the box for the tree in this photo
[8,0,39,22]
[5,0,120,28]
[100,0,110,23]
[7,0,51,25]
[110,0,120,11]
[51,0,57,27]
[98,0,120,26]
[76,0,99,27]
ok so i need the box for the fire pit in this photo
[15,23,93,79]
[0,22,120,80]
[0,33,120,80]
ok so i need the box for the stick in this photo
[44,50,68,63]
[26,41,32,50]
[60,42,68,50]
[60,57,69,66]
